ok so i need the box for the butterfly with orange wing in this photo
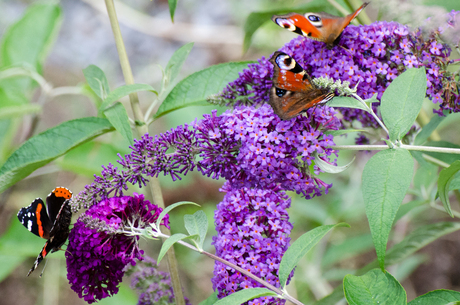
[269,52,334,120]
[272,3,369,49]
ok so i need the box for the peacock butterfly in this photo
[269,51,334,120]
[272,3,369,49]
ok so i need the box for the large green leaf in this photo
[214,288,277,305]
[408,289,460,305]
[362,148,414,270]
[381,68,427,142]
[343,269,406,305]
[0,3,62,72]
[278,223,349,288]
[103,102,134,145]
[155,61,253,119]
[0,117,114,193]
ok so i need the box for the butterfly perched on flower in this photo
[17,187,72,276]
[272,3,369,49]
[269,51,334,120]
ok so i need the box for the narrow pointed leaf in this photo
[279,223,349,287]
[344,269,406,305]
[414,114,446,145]
[157,233,197,264]
[168,0,178,22]
[83,64,110,99]
[199,291,218,305]
[362,148,413,270]
[99,83,158,112]
[314,152,355,174]
[156,201,200,229]
[328,96,370,112]
[164,42,194,88]
[437,160,460,217]
[408,289,460,305]
[0,117,114,194]
[381,68,427,142]
[214,288,277,305]
[155,61,253,119]
[103,102,134,145]
[184,210,208,249]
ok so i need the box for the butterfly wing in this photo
[46,187,72,224]
[27,240,53,276]
[17,198,52,239]
[269,52,334,120]
[272,3,369,47]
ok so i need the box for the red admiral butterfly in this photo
[272,3,369,49]
[269,51,334,120]
[17,187,72,276]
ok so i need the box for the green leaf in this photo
[314,152,355,174]
[324,129,366,136]
[103,102,134,145]
[83,64,110,99]
[156,201,200,229]
[99,83,158,112]
[184,210,208,249]
[362,148,414,270]
[449,172,460,191]
[381,68,427,142]
[279,223,349,288]
[328,96,370,112]
[414,114,446,145]
[0,3,62,72]
[199,291,219,305]
[393,200,427,224]
[343,269,406,305]
[155,61,253,119]
[0,117,114,193]
[386,222,460,266]
[168,0,178,22]
[157,233,196,264]
[164,42,194,88]
[438,160,460,217]
[322,234,374,267]
[0,104,41,120]
[408,289,460,305]
[214,288,277,305]
[242,0,331,52]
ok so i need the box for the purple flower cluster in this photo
[66,193,169,303]
[125,256,192,305]
[212,183,293,305]
[71,104,340,209]
[221,14,460,127]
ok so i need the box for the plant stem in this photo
[155,231,305,305]
[332,144,460,155]
[104,1,184,304]
[351,93,390,136]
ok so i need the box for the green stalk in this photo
[104,1,184,304]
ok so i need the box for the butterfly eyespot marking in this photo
[277,19,296,31]
[276,88,288,97]
[304,13,323,27]
[276,55,296,70]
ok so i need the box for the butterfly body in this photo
[269,52,334,120]
[17,187,72,276]
[272,3,369,48]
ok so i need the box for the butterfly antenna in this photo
[39,258,49,278]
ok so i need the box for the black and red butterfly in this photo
[269,51,335,120]
[272,3,369,49]
[17,187,72,276]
